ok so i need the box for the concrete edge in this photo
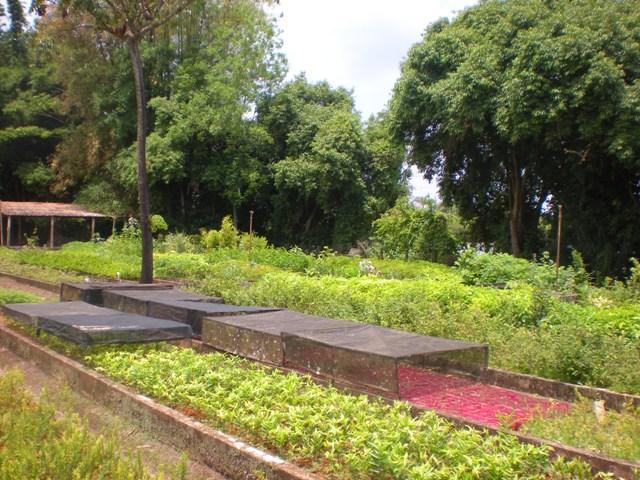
[0,271,59,293]
[0,323,321,480]
[481,368,640,411]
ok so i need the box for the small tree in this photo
[35,0,194,283]
[372,197,458,262]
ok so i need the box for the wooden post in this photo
[112,217,116,236]
[0,213,3,246]
[49,216,55,248]
[17,217,22,245]
[249,210,254,252]
[90,217,96,240]
[7,216,11,247]
[555,204,563,282]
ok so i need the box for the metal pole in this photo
[49,216,55,248]
[555,204,563,282]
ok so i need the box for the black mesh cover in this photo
[2,301,192,346]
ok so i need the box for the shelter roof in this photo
[0,201,107,218]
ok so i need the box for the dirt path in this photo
[0,345,227,480]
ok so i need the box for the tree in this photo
[258,76,394,249]
[36,0,195,283]
[372,197,457,262]
[1,0,62,202]
[391,0,640,274]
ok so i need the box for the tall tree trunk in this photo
[128,38,153,284]
[507,152,524,257]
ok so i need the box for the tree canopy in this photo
[391,0,640,275]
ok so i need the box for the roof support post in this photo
[49,216,55,248]
[90,217,96,240]
[0,213,3,246]
[7,216,11,247]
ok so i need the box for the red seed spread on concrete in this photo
[398,367,570,429]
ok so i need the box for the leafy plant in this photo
[0,288,40,304]
[150,214,168,235]
[85,346,601,479]
[0,369,187,480]
[523,397,640,462]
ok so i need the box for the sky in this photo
[269,0,478,199]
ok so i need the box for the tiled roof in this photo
[0,201,107,218]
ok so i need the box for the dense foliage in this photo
[84,346,599,479]
[0,0,61,201]
[391,0,640,275]
[4,242,639,395]
[1,2,405,251]
[372,197,458,262]
[0,369,186,479]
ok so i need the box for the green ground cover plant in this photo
[7,321,636,475]
[0,369,186,480]
[0,288,40,304]
[3,241,639,393]
[0,247,82,284]
[84,346,601,480]
[523,398,640,463]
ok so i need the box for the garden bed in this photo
[1,320,638,479]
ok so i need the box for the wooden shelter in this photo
[0,201,107,248]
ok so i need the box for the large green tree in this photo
[391,0,640,275]
[0,0,62,202]
[36,0,195,283]
[258,77,406,249]
[42,0,284,233]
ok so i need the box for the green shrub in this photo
[238,232,269,250]
[156,233,201,254]
[202,216,238,249]
[455,248,587,294]
[372,197,458,262]
[150,214,168,235]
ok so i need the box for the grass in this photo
[523,398,640,463]
[0,287,40,304]
[0,369,187,480]
[0,247,83,284]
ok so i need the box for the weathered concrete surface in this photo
[0,322,322,480]
[1,301,192,345]
[283,325,488,395]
